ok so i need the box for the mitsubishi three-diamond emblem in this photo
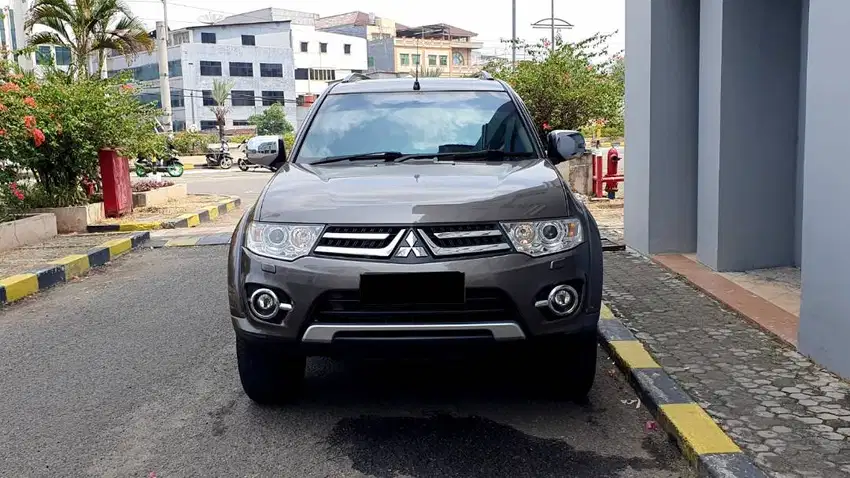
[395,230,428,257]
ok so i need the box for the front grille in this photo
[417,224,511,257]
[310,288,517,324]
[314,226,405,258]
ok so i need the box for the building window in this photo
[260,63,283,78]
[201,32,216,44]
[368,56,375,68]
[55,46,71,66]
[36,46,52,65]
[168,59,182,77]
[241,35,255,46]
[171,91,184,108]
[308,69,335,81]
[173,120,186,132]
[294,68,308,80]
[133,64,159,81]
[439,55,448,66]
[428,55,437,66]
[300,41,308,52]
[231,90,255,107]
[453,52,465,65]
[8,8,17,50]
[319,42,327,53]
[200,120,218,131]
[229,62,253,77]
[400,53,409,66]
[200,60,222,76]
[344,44,351,54]
[233,120,250,126]
[202,90,217,106]
[412,54,420,65]
[262,91,285,106]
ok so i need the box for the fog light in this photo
[249,288,280,320]
[535,284,579,317]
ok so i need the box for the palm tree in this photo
[25,0,154,78]
[210,79,234,142]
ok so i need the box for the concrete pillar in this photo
[798,0,850,379]
[696,0,802,272]
[624,0,699,255]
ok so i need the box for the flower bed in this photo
[132,183,187,208]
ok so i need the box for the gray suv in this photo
[227,73,604,404]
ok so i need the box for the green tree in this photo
[486,32,624,141]
[209,79,234,141]
[25,0,154,78]
[247,103,293,136]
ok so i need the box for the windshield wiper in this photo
[395,150,536,163]
[311,151,405,165]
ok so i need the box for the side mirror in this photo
[547,130,587,164]
[279,138,287,159]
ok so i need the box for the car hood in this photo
[256,159,570,224]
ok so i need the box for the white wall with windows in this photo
[105,21,296,132]
[290,24,367,97]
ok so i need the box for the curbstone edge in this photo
[598,302,767,478]
[86,196,240,233]
[0,231,150,306]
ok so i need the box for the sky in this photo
[125,0,625,57]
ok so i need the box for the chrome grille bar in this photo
[314,229,406,257]
[418,229,511,257]
[433,229,503,239]
[322,232,390,240]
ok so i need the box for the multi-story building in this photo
[1,0,33,70]
[105,20,296,133]
[290,24,366,100]
[316,12,482,78]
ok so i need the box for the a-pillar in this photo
[624,0,700,255]
[695,0,802,271]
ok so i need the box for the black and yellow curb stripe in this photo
[0,232,150,306]
[598,303,766,478]
[146,232,233,248]
[85,197,241,233]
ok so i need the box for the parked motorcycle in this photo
[237,135,287,172]
[135,135,185,178]
[205,139,235,169]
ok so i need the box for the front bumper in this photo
[229,242,602,349]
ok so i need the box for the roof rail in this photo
[341,73,372,83]
[477,71,494,80]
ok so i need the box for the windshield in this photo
[294,91,537,164]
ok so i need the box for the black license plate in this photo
[359,272,465,305]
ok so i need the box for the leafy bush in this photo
[0,65,165,207]
[248,103,293,136]
[229,134,253,144]
[172,130,217,155]
[132,179,174,192]
[283,131,296,157]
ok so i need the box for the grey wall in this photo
[624,0,699,255]
[318,25,368,39]
[696,0,802,271]
[794,0,809,267]
[798,0,850,379]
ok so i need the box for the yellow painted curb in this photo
[174,213,201,227]
[0,274,39,303]
[660,403,741,458]
[183,163,195,170]
[608,340,661,369]
[223,200,236,212]
[118,222,162,231]
[50,254,90,280]
[601,304,615,319]
[101,238,132,257]
[206,206,219,220]
[164,236,202,247]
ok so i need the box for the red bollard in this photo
[605,147,621,199]
[592,154,604,198]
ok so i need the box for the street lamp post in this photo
[531,2,574,55]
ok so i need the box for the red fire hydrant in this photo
[605,147,621,199]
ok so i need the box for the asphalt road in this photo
[0,246,691,478]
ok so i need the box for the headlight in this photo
[501,218,584,257]
[245,222,324,261]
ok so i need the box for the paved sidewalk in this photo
[603,250,850,477]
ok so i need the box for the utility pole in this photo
[162,0,170,45]
[156,21,172,132]
[511,0,516,68]
[550,0,555,54]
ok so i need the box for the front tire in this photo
[135,165,147,177]
[535,331,598,400]
[166,161,184,177]
[236,336,305,405]
[238,158,249,171]
[220,155,233,169]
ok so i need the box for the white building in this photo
[105,21,296,133]
[1,0,33,70]
[290,24,367,99]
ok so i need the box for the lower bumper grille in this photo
[310,288,517,324]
